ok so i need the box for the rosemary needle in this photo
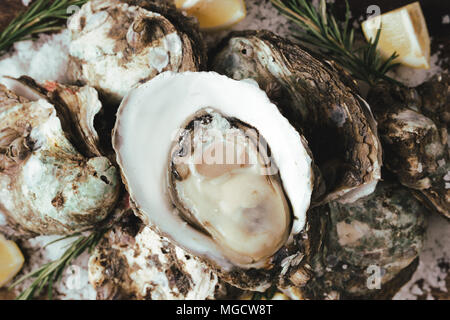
[9,229,107,300]
[0,0,88,55]
[270,0,400,86]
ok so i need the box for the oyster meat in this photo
[113,71,318,290]
[68,0,206,105]
[211,30,382,204]
[0,79,121,235]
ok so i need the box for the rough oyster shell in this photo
[367,79,449,218]
[211,30,382,205]
[283,181,428,299]
[68,0,206,105]
[89,212,228,300]
[0,79,121,235]
[5,76,105,158]
[113,71,320,291]
[417,73,450,129]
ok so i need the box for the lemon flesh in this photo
[175,0,246,30]
[362,2,430,69]
[0,234,24,287]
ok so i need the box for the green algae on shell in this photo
[281,181,428,299]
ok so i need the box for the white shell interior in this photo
[114,71,313,269]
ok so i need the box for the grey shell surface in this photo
[367,78,450,218]
[285,181,428,299]
[416,73,450,130]
[211,30,382,205]
[0,80,121,235]
[68,0,206,105]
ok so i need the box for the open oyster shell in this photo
[367,78,449,218]
[68,0,206,105]
[283,181,428,299]
[0,78,121,235]
[211,30,382,205]
[113,71,320,290]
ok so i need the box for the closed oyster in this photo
[113,71,320,291]
[283,181,428,300]
[68,0,206,105]
[417,73,450,129]
[0,79,121,235]
[89,213,226,300]
[211,30,382,204]
[367,79,449,218]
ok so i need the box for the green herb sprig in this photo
[0,0,88,55]
[271,0,400,86]
[9,229,106,300]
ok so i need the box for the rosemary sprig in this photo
[0,0,88,55]
[9,228,107,300]
[271,0,401,86]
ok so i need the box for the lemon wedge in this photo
[175,0,246,30]
[362,2,430,69]
[0,234,24,287]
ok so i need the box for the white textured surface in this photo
[0,210,6,226]
[390,52,443,87]
[13,234,97,300]
[68,0,184,102]
[394,212,450,300]
[0,29,71,84]
[0,0,448,300]
[90,226,220,300]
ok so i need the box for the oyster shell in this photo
[89,212,226,300]
[68,0,206,105]
[417,73,450,129]
[211,30,382,204]
[113,71,319,290]
[367,79,449,218]
[0,79,121,235]
[283,181,428,299]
